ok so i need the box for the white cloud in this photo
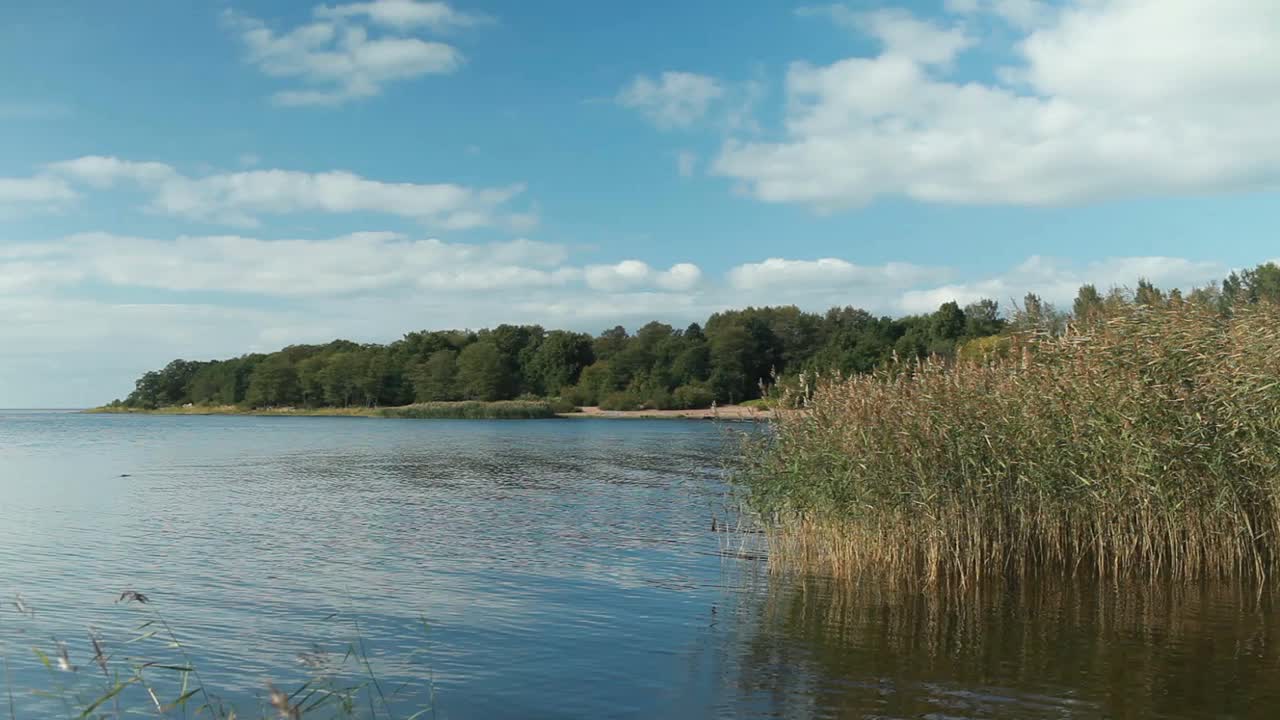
[315,0,486,30]
[0,176,78,209]
[0,261,85,294]
[224,3,472,107]
[8,232,573,297]
[617,72,725,129]
[46,156,175,188]
[728,257,948,292]
[715,0,1280,209]
[800,6,974,66]
[0,232,698,299]
[676,151,697,177]
[45,156,528,229]
[584,260,703,292]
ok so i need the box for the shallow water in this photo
[1,411,1277,718]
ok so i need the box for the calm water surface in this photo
[2,411,1278,718]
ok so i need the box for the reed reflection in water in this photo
[733,572,1280,719]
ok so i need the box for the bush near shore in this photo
[739,296,1280,585]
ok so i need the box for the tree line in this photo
[114,262,1280,411]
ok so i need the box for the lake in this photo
[2,410,1278,718]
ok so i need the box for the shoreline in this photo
[568,405,772,421]
[85,402,773,421]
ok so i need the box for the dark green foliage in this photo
[244,355,300,408]
[547,397,578,414]
[1222,262,1280,308]
[411,349,460,402]
[1135,278,1164,306]
[1073,284,1105,320]
[672,384,714,409]
[963,299,1004,338]
[321,352,363,407]
[457,341,509,401]
[599,391,644,411]
[529,330,594,395]
[121,303,1018,410]
[708,325,754,404]
[126,359,209,408]
[592,325,630,361]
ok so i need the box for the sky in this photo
[2,0,1278,407]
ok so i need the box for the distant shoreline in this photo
[84,402,772,422]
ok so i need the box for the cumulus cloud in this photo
[0,176,78,211]
[728,257,947,292]
[715,0,1280,209]
[223,1,481,106]
[584,261,703,292]
[800,6,974,65]
[45,156,528,229]
[46,156,175,188]
[617,72,725,129]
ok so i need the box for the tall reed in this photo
[738,302,1280,585]
[378,400,561,419]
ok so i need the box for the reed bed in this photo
[378,400,561,419]
[738,302,1280,585]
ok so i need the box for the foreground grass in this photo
[738,302,1280,586]
[88,400,566,420]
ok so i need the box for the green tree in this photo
[348,348,403,407]
[245,355,300,408]
[566,361,613,406]
[593,326,630,361]
[672,342,711,386]
[297,355,328,407]
[412,349,460,402]
[529,331,594,395]
[1073,284,1105,321]
[709,325,752,403]
[928,301,967,354]
[963,299,1003,338]
[1242,263,1280,304]
[457,342,510,401]
[1135,279,1164,306]
[1015,293,1065,335]
[321,352,362,407]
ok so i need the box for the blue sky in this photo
[2,0,1278,407]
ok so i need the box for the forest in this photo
[112,263,1280,412]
